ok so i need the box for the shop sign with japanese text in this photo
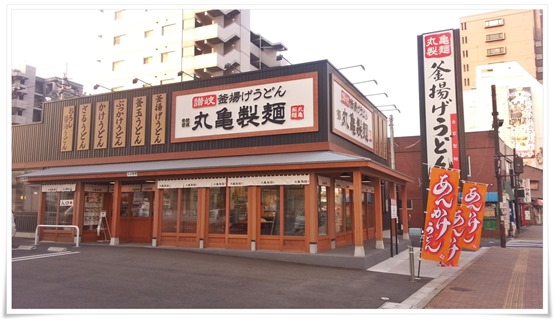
[172,73,317,142]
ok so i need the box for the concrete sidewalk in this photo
[377,224,545,311]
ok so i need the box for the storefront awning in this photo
[18,151,415,184]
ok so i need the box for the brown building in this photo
[459,9,544,90]
[395,131,543,238]
[12,60,413,255]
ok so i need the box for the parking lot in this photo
[10,237,431,311]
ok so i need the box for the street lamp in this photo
[276,54,292,65]
[177,71,197,81]
[93,84,113,92]
[224,63,242,73]
[132,78,151,86]
[366,92,388,98]
[376,104,400,113]
[353,80,378,85]
[338,64,365,71]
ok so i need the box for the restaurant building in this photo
[13,60,414,256]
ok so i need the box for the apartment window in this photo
[536,53,543,60]
[114,10,124,21]
[485,18,504,28]
[530,181,539,190]
[144,30,153,38]
[487,47,506,56]
[462,50,468,58]
[143,56,153,64]
[462,36,467,44]
[161,51,174,63]
[112,60,124,71]
[486,32,505,42]
[113,35,123,45]
[461,22,467,30]
[162,24,176,36]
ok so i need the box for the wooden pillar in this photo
[400,184,409,239]
[151,186,160,246]
[307,174,318,253]
[328,178,337,249]
[374,178,384,249]
[197,188,208,249]
[352,170,364,256]
[73,182,84,244]
[110,181,121,245]
[248,186,258,251]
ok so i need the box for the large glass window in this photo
[261,186,280,235]
[229,187,248,234]
[345,190,352,232]
[180,189,198,233]
[208,187,225,234]
[162,189,178,233]
[318,186,328,236]
[284,185,304,236]
[43,191,75,227]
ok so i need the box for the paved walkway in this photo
[377,224,545,311]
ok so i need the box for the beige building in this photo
[95,9,287,91]
[459,9,543,90]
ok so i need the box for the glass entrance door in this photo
[119,191,153,242]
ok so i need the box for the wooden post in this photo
[353,170,364,256]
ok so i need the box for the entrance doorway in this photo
[119,191,154,242]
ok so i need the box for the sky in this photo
[8,1,549,138]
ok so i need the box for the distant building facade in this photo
[12,64,84,125]
[94,9,287,91]
[459,9,543,91]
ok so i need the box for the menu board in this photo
[84,192,103,227]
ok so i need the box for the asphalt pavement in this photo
[9,224,545,315]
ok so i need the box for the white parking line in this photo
[12,251,79,262]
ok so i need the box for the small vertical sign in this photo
[77,103,92,151]
[112,98,127,148]
[151,93,166,145]
[61,105,75,152]
[132,96,146,146]
[94,101,109,149]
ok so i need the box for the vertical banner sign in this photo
[132,96,146,146]
[77,103,92,151]
[61,105,75,152]
[112,98,127,148]
[419,29,461,170]
[507,87,535,158]
[444,207,464,266]
[151,93,167,145]
[94,101,109,149]
[421,167,460,262]
[458,182,487,250]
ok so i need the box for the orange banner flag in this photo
[421,167,460,262]
[458,182,488,250]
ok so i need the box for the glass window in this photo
[59,191,74,225]
[318,185,328,236]
[180,188,198,233]
[284,185,304,236]
[112,60,123,71]
[162,189,178,233]
[334,187,344,233]
[144,30,153,38]
[345,190,352,232]
[208,187,225,234]
[162,24,176,36]
[229,187,248,235]
[44,192,58,225]
[261,186,280,235]
[161,51,173,63]
[143,56,152,64]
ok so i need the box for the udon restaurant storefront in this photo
[13,60,414,256]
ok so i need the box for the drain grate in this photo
[450,287,471,292]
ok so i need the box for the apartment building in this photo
[12,65,83,125]
[95,9,287,91]
[459,9,543,90]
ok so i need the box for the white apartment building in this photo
[94,9,287,91]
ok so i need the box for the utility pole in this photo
[491,84,506,248]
